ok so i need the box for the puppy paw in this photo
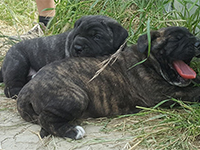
[74,126,85,140]
[4,87,22,99]
[65,126,85,140]
[40,128,50,138]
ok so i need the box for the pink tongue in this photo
[173,60,196,79]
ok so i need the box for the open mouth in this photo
[159,59,196,87]
[173,60,196,79]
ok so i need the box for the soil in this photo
[0,21,136,150]
[0,90,135,150]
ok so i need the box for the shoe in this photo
[9,23,45,41]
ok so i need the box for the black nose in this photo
[74,44,83,54]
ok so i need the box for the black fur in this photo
[0,15,128,99]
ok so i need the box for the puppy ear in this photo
[137,33,149,53]
[74,17,84,28]
[107,21,128,50]
[137,30,166,53]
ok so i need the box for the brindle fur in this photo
[17,26,200,139]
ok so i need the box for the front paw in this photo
[40,126,85,139]
[65,126,85,140]
[4,87,22,99]
[40,128,50,138]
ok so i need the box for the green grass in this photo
[0,0,36,26]
[133,100,200,149]
[1,0,200,149]
[0,0,37,48]
[49,0,200,44]
[86,99,200,149]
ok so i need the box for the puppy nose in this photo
[74,44,83,54]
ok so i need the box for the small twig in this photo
[128,135,149,150]
[88,40,127,82]
[29,130,43,141]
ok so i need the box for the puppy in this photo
[0,15,128,98]
[17,26,200,140]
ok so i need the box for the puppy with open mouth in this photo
[17,26,200,140]
[0,15,128,99]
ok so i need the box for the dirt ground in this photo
[0,89,135,150]
[0,21,138,150]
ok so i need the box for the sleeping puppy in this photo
[0,15,128,99]
[17,26,200,140]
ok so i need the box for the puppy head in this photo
[137,26,200,87]
[66,15,128,57]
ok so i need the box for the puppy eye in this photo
[169,35,182,42]
[176,34,183,40]
[94,34,102,40]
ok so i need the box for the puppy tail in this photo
[0,69,3,82]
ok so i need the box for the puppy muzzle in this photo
[71,36,88,56]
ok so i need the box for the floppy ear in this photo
[137,31,156,53]
[107,21,128,50]
[137,30,166,53]
[74,17,84,28]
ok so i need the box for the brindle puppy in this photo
[0,15,128,99]
[17,26,200,140]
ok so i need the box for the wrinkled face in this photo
[137,26,200,87]
[65,15,128,57]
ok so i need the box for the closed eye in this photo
[93,34,102,41]
[168,36,182,42]
[176,33,184,40]
[176,34,184,40]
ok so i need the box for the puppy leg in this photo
[38,104,86,139]
[2,47,30,98]
[37,89,89,139]
[17,99,39,124]
[3,65,30,99]
[40,126,85,139]
[18,95,86,139]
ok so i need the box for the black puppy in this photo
[17,27,200,140]
[0,15,128,98]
